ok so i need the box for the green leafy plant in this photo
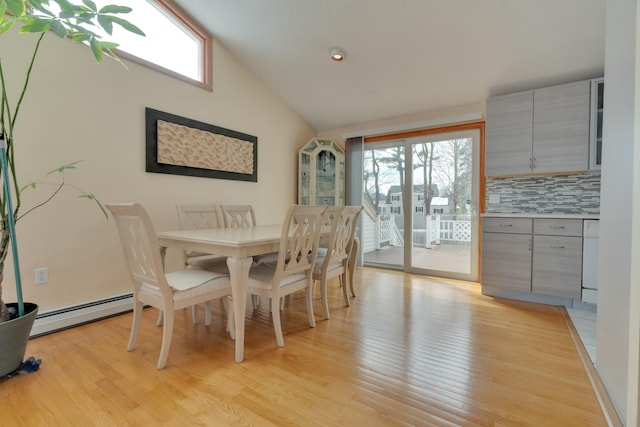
[0,0,144,322]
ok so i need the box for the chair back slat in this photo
[176,204,223,230]
[176,204,226,265]
[275,205,326,277]
[108,203,169,296]
[338,206,363,258]
[220,205,256,228]
[319,206,362,270]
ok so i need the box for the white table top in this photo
[157,224,284,257]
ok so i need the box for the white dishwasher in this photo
[582,220,599,304]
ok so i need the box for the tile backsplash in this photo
[485,172,600,214]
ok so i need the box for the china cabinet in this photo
[298,138,345,206]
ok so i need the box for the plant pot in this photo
[0,302,38,377]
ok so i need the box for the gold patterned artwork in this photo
[156,120,254,175]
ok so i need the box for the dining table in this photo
[157,224,284,363]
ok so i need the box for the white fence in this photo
[366,214,471,252]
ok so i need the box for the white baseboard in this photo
[30,293,133,337]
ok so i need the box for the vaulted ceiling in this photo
[174,0,605,131]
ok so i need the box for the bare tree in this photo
[378,147,405,189]
[431,139,472,216]
[413,142,436,214]
[364,146,405,211]
[364,150,381,212]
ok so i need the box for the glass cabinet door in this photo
[299,150,312,205]
[590,78,604,169]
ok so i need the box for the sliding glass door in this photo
[361,127,480,281]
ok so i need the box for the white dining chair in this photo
[220,204,256,228]
[176,204,226,269]
[246,204,327,347]
[107,203,234,369]
[313,206,363,319]
[176,204,227,324]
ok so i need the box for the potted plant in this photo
[0,0,143,376]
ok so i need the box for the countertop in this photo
[482,213,599,220]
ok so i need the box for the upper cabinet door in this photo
[532,80,590,174]
[485,90,533,177]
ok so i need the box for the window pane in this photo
[93,0,202,81]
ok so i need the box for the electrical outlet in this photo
[35,267,48,285]
[489,194,500,204]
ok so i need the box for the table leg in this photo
[226,256,253,363]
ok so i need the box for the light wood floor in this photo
[1,268,607,426]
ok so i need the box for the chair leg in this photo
[156,310,163,327]
[348,267,357,298]
[191,304,199,324]
[341,272,351,307]
[306,286,316,328]
[320,278,330,320]
[128,300,144,351]
[157,306,174,369]
[265,296,284,312]
[251,294,260,310]
[271,296,285,347]
[204,301,212,326]
[224,296,235,340]
[222,297,229,331]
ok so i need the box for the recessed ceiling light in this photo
[330,47,345,61]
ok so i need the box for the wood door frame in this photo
[364,121,485,280]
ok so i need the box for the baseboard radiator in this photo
[30,293,134,337]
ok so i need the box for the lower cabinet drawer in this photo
[533,219,583,237]
[532,235,583,298]
[483,217,532,234]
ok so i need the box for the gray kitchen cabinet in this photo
[482,217,584,301]
[485,80,591,177]
[531,219,583,298]
[481,217,532,292]
[532,236,583,298]
[533,81,590,174]
[485,91,533,176]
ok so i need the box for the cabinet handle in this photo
[551,245,566,249]
[529,157,533,169]
[499,224,513,227]
[550,225,566,229]
[529,238,532,251]
[533,157,537,169]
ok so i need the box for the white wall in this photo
[317,104,484,146]
[0,28,315,312]
[597,0,640,424]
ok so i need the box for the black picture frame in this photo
[145,107,258,182]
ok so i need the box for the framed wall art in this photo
[145,107,258,182]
